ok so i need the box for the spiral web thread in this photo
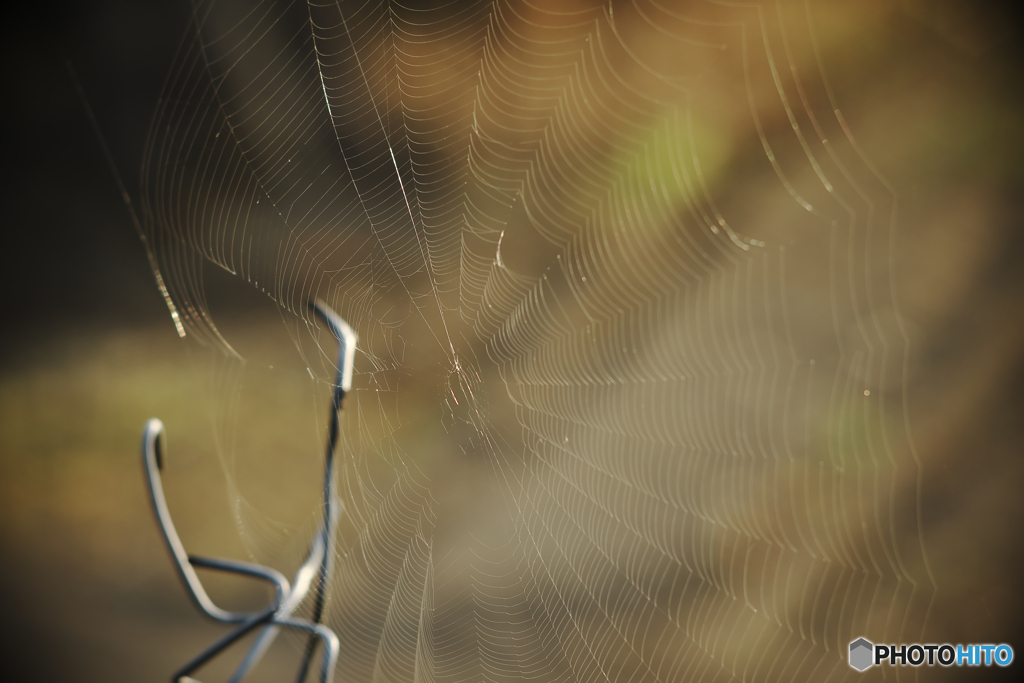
[140,0,934,681]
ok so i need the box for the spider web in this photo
[139,0,934,680]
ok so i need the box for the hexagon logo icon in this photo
[849,638,874,671]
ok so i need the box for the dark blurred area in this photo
[2,0,186,338]
[2,1,1024,681]
[1,1,224,678]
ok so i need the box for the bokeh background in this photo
[2,0,1023,681]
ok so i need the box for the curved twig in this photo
[142,300,355,683]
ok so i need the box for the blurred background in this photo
[2,0,1023,681]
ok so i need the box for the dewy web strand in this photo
[139,1,934,682]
